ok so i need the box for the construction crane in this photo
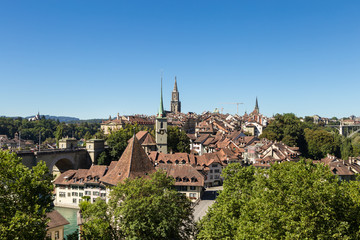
[220,102,244,115]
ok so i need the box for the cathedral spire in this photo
[158,77,165,118]
[173,76,178,92]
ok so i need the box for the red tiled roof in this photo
[156,163,205,187]
[46,210,69,229]
[101,136,156,186]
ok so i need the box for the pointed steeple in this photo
[100,135,156,186]
[158,77,165,118]
[173,76,178,92]
[255,97,259,112]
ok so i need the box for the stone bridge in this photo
[326,124,360,137]
[17,148,92,173]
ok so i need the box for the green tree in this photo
[167,126,190,153]
[0,151,54,239]
[341,137,354,160]
[304,128,340,159]
[80,171,195,240]
[198,161,360,239]
[260,113,309,154]
[96,124,148,165]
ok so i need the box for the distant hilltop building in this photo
[170,76,181,113]
[28,112,41,121]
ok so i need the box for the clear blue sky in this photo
[1,0,359,119]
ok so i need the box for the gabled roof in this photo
[156,163,205,187]
[47,210,69,229]
[101,136,156,186]
[54,170,77,185]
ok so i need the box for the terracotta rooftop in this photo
[156,163,205,187]
[46,210,69,229]
[101,136,156,186]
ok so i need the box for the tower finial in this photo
[255,97,259,113]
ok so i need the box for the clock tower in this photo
[156,79,168,153]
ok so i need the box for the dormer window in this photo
[181,160,186,164]
[191,177,198,182]
[175,160,179,164]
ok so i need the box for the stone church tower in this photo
[156,79,168,153]
[170,77,181,113]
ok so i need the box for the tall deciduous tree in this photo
[304,128,341,160]
[0,151,54,239]
[167,126,190,153]
[198,161,360,239]
[80,171,195,240]
[96,124,149,165]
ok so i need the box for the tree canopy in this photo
[79,171,195,239]
[0,116,100,146]
[96,124,149,165]
[167,126,190,153]
[0,151,54,239]
[197,161,360,239]
[260,113,345,159]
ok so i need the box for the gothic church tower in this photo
[170,77,181,113]
[156,79,168,153]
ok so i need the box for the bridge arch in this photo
[49,156,76,174]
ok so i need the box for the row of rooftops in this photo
[55,135,205,188]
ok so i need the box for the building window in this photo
[93,198,97,203]
[55,231,59,239]
[85,191,91,196]
[100,193,106,197]
[212,164,218,168]
[79,192,83,197]
[73,198,77,204]
[214,169,220,173]
[67,192,71,197]
[210,175,213,179]
[72,192,78,196]
[180,186,187,191]
[214,175,220,179]
[93,191,99,196]
[210,170,213,173]
[190,186,196,191]
[189,193,196,198]
[59,192,66,197]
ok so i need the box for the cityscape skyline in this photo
[1,1,359,119]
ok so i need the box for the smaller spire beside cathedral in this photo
[255,97,259,113]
